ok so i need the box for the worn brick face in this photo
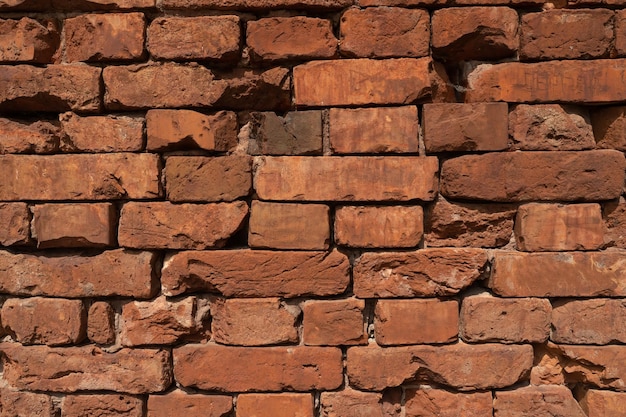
[302,299,366,346]
[237,394,314,417]
[0,202,30,246]
[147,391,232,417]
[0,17,58,63]
[59,112,144,152]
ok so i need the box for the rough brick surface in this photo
[592,106,626,150]
[0,389,55,417]
[404,389,493,417]
[59,112,144,152]
[580,389,626,417]
[161,0,353,7]
[494,385,587,417]
[248,111,323,155]
[549,344,626,390]
[87,301,116,345]
[551,299,626,344]
[0,117,59,154]
[302,299,366,346]
[0,17,58,63]
[62,394,144,417]
[147,391,232,417]
[237,394,314,417]
[320,389,395,417]
[604,198,626,248]
[0,202,30,246]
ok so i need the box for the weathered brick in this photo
[604,197,626,248]
[515,203,605,251]
[460,294,551,343]
[302,298,366,346]
[405,389,492,417]
[1,344,171,393]
[161,0,353,8]
[592,106,626,151]
[148,16,239,61]
[580,389,626,417]
[174,345,342,392]
[0,17,58,63]
[320,389,396,417]
[347,343,533,391]
[466,59,626,103]
[335,205,423,248]
[162,249,349,298]
[550,344,626,391]
[340,7,429,58]
[118,201,248,250]
[32,203,115,248]
[0,64,101,112]
[531,345,565,386]
[0,389,55,417]
[211,298,299,346]
[361,0,542,4]
[441,151,625,202]
[146,109,237,152]
[375,299,458,345]
[59,112,144,152]
[247,17,336,61]
[520,10,613,60]
[248,111,322,155]
[237,394,313,417]
[0,154,160,201]
[0,202,30,246]
[87,301,115,345]
[254,156,438,202]
[120,296,202,346]
[0,117,59,154]
[509,104,595,151]
[165,156,251,202]
[294,58,432,106]
[425,197,515,248]
[249,201,329,250]
[552,299,626,344]
[423,103,508,153]
[65,13,145,62]
[616,10,626,56]
[0,0,156,10]
[62,394,144,417]
[0,249,157,298]
[353,248,488,298]
[329,107,418,154]
[431,7,518,60]
[494,385,587,417]
[489,251,626,297]
[147,391,232,417]
[2,297,85,346]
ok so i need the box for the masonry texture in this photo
[0,0,626,416]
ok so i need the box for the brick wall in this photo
[1,0,626,416]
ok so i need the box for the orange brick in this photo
[162,0,352,8]
[302,299,366,346]
[591,106,626,151]
[88,301,116,345]
[59,112,144,152]
[580,389,626,417]
[552,299,626,344]
[320,389,396,417]
[237,394,314,417]
[0,117,59,154]
[0,389,55,417]
[405,389,493,417]
[0,202,30,246]
[0,17,58,63]
[494,386,586,417]
[148,391,232,417]
[63,394,144,417]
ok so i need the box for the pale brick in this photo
[302,299,366,346]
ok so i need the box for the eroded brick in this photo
[62,394,144,417]
[88,301,116,345]
[303,298,366,346]
[405,389,492,417]
[0,117,59,154]
[0,17,58,63]
[237,394,313,417]
[494,385,586,417]
[0,202,30,246]
[552,299,626,344]
[248,111,322,155]
[147,391,232,417]
[59,112,144,152]
[580,389,626,417]
[0,389,55,417]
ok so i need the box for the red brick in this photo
[302,298,366,346]
[0,202,30,246]
[0,117,59,154]
[320,389,397,417]
[294,58,432,106]
[87,301,115,345]
[161,0,353,9]
[460,294,551,343]
[0,389,55,417]
[552,299,626,344]
[489,251,626,297]
[616,10,626,56]
[494,385,586,417]
[550,344,626,391]
[509,104,595,151]
[32,203,115,248]
[248,111,323,155]
[2,297,85,346]
[146,109,237,152]
[0,64,101,112]
[592,106,626,151]
[247,17,336,61]
[405,389,492,417]
[432,7,518,60]
[65,13,144,62]
[0,0,156,9]
[174,345,342,392]
[237,393,313,417]
[347,343,532,391]
[335,205,423,248]
[211,298,299,346]
[249,201,329,250]
[353,248,488,298]
[604,197,626,248]
[521,10,613,60]
[0,17,58,63]
[120,296,202,346]
[118,201,248,250]
[1,344,171,393]
[375,299,458,345]
[148,16,239,61]
[466,59,626,103]
[254,156,438,202]
[147,391,232,417]
[340,7,429,58]
[0,249,157,298]
[165,156,251,202]
[361,0,543,4]
[62,394,144,417]
[329,107,418,154]
[162,249,349,298]
[425,197,516,248]
[580,389,626,417]
[515,203,605,251]
[441,151,625,202]
[59,112,143,152]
